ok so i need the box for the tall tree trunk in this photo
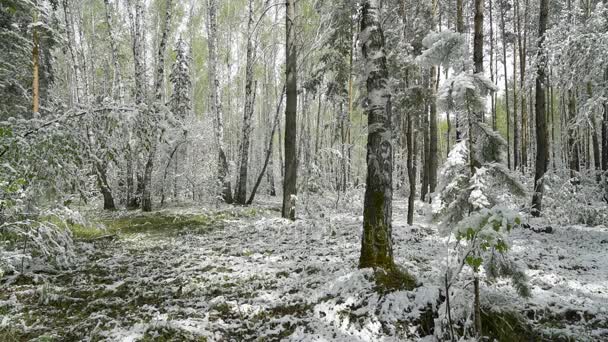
[587,84,601,179]
[489,0,496,130]
[455,0,464,142]
[603,66,608,171]
[282,0,297,220]
[103,0,122,102]
[531,0,549,217]
[472,0,485,334]
[248,86,286,205]
[359,0,395,269]
[32,12,40,114]
[513,40,520,170]
[515,0,528,172]
[500,0,511,169]
[429,66,438,196]
[235,0,256,205]
[568,90,580,177]
[142,0,173,212]
[207,0,233,204]
[62,0,83,105]
[421,103,430,201]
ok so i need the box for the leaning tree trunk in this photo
[282,0,297,220]
[235,0,256,205]
[142,0,173,212]
[207,0,233,204]
[531,0,549,217]
[96,163,116,210]
[359,0,395,270]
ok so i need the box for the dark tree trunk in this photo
[359,0,395,269]
[531,0,549,217]
[568,90,580,176]
[235,0,256,205]
[513,40,520,170]
[429,67,438,196]
[96,163,116,210]
[500,1,511,169]
[282,0,297,220]
[248,86,285,205]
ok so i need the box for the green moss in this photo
[373,265,417,293]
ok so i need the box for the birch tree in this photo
[358,0,395,270]
[141,0,173,212]
[207,0,233,204]
[235,0,256,205]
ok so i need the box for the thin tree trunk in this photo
[235,0,257,205]
[103,0,122,102]
[142,0,173,212]
[568,90,580,177]
[513,40,520,170]
[32,12,40,114]
[248,86,286,205]
[500,1,511,169]
[429,66,438,196]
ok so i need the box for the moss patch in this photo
[373,265,417,293]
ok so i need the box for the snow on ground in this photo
[1,196,607,341]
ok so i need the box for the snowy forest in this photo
[1,0,607,340]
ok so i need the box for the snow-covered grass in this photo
[0,196,607,341]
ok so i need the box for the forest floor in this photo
[1,195,607,341]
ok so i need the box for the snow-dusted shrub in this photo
[0,209,76,278]
[542,171,608,226]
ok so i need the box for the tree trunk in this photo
[489,0,496,130]
[103,0,122,102]
[282,0,297,220]
[568,90,580,177]
[429,67,438,196]
[248,86,285,205]
[142,0,173,212]
[96,163,116,210]
[359,0,395,269]
[513,40,520,170]
[235,0,257,205]
[207,0,233,204]
[603,67,608,171]
[531,0,549,217]
[455,0,464,142]
[32,12,40,114]
[500,1,511,169]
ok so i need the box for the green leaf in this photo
[465,256,483,271]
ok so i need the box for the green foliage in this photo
[454,208,531,298]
